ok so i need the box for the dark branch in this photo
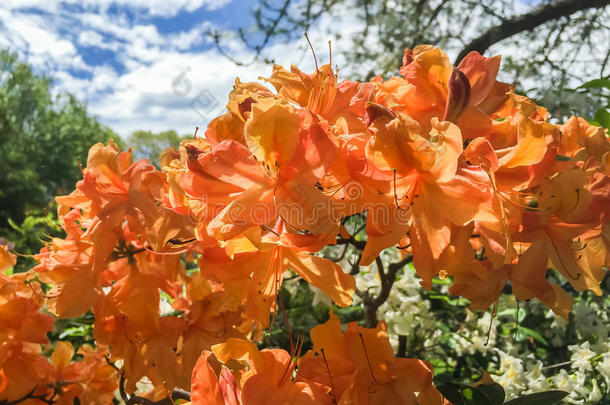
[397,335,407,358]
[212,0,292,66]
[370,254,413,309]
[336,237,366,250]
[360,253,413,327]
[126,389,191,405]
[456,0,610,63]
[119,372,191,405]
[0,389,37,405]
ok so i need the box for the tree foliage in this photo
[211,0,609,118]
[0,50,119,228]
[126,129,190,169]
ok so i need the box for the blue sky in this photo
[0,0,347,135]
[0,0,547,136]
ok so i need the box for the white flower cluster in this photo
[352,260,610,403]
[465,298,609,403]
[377,263,439,350]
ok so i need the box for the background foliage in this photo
[211,0,609,119]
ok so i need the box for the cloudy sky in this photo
[0,0,358,136]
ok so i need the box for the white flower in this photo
[495,372,525,399]
[588,379,602,402]
[596,352,610,386]
[523,362,550,393]
[136,376,155,395]
[551,370,590,404]
[569,341,595,372]
[159,293,174,314]
[374,265,437,348]
[309,285,333,307]
[547,308,568,329]
[496,349,524,374]
[494,349,526,399]
[550,369,575,391]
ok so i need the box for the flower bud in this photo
[442,68,471,123]
[364,102,396,127]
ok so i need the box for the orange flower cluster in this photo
[34,143,250,393]
[0,44,608,403]
[0,245,117,404]
[181,44,608,321]
[191,312,445,405]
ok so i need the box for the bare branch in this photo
[601,46,610,76]
[118,372,191,405]
[212,0,293,66]
[456,0,610,63]
[397,335,407,357]
[126,389,191,405]
[0,389,37,405]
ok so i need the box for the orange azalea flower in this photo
[298,312,445,405]
[191,338,332,405]
[0,240,16,272]
[0,271,54,401]
[56,140,191,272]
[358,106,494,285]
[199,230,355,329]
[264,62,337,118]
[206,78,276,145]
[42,342,118,405]
[191,313,446,405]
[202,116,340,241]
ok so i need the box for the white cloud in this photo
[3,0,232,16]
[169,22,214,51]
[87,49,267,134]
[0,0,367,136]
[0,7,86,71]
[78,30,118,51]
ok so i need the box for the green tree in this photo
[0,50,122,271]
[126,129,189,168]
[0,49,119,227]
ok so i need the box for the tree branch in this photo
[126,389,191,405]
[211,0,292,66]
[456,0,610,63]
[119,372,191,405]
[360,253,413,327]
[0,389,37,405]
[397,335,407,358]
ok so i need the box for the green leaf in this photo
[474,383,505,405]
[58,326,91,339]
[470,388,494,405]
[516,326,548,345]
[593,108,610,129]
[7,218,19,231]
[577,78,610,89]
[497,308,526,322]
[504,390,568,405]
[437,384,465,405]
[432,277,452,285]
[555,155,571,162]
[427,293,463,306]
[161,310,185,318]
